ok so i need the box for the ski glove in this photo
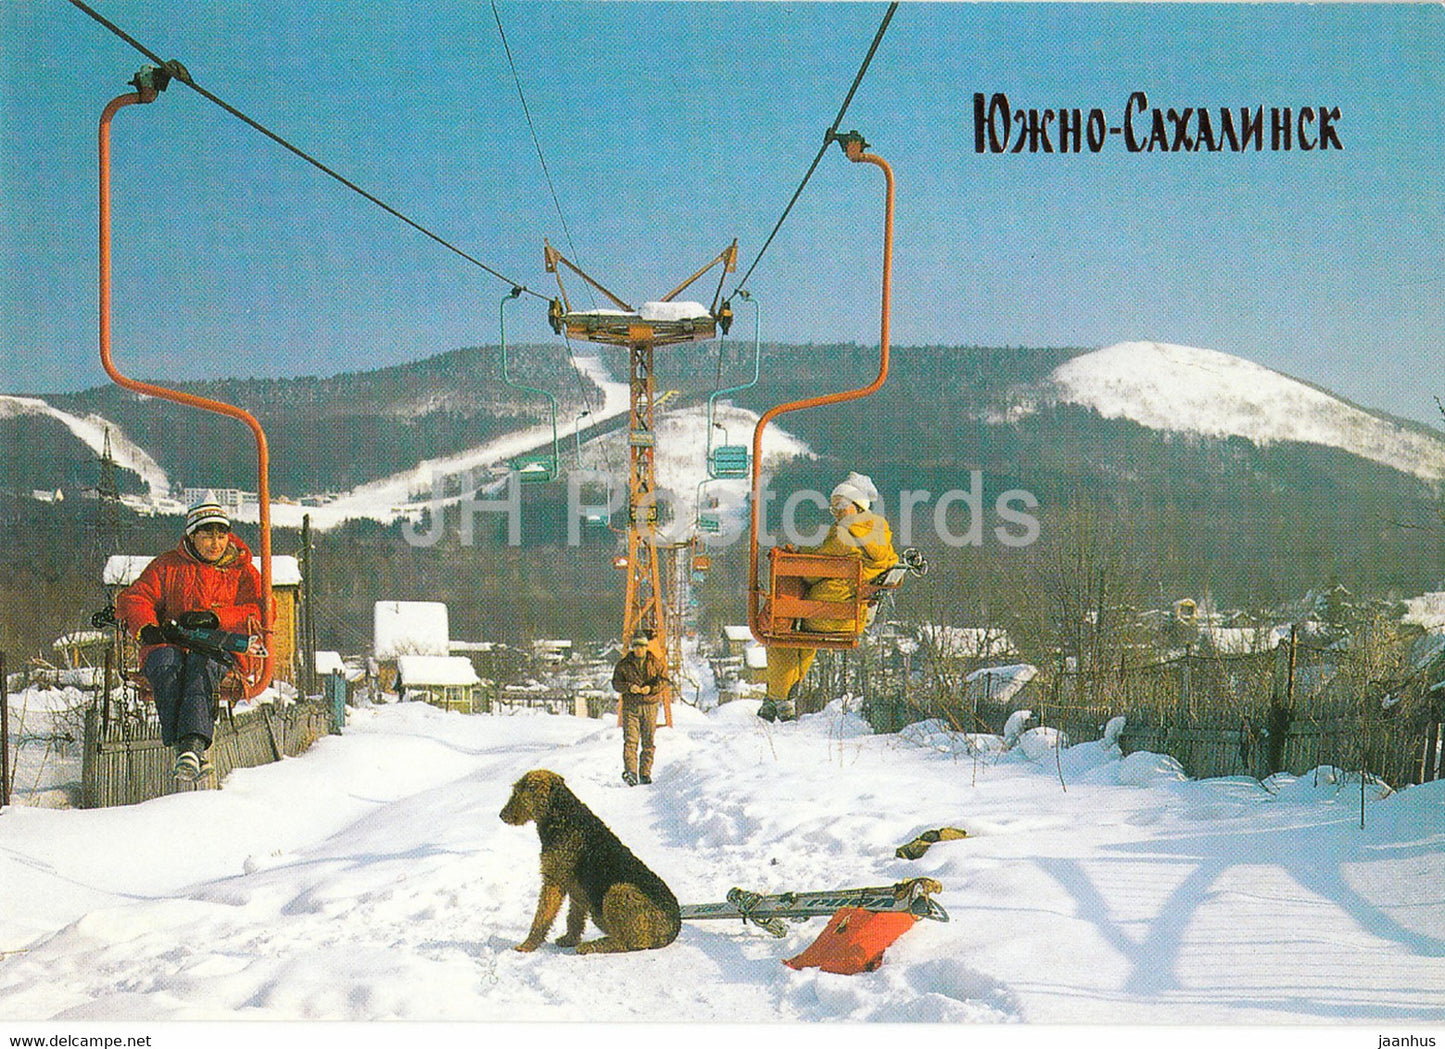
[176,610,220,631]
[138,624,168,646]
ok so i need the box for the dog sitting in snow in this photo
[500,769,680,954]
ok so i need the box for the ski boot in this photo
[775,683,800,722]
[173,750,201,782]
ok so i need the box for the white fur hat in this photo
[831,471,878,511]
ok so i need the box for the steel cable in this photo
[731,1,899,297]
[67,0,544,298]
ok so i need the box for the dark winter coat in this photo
[612,650,667,703]
[116,534,264,666]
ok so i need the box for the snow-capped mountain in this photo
[8,340,1444,528]
[1046,341,1445,482]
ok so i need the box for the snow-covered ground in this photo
[1048,341,1445,481]
[2,682,1443,1029]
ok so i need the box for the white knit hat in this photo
[831,471,878,511]
[185,490,230,535]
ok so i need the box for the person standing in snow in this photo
[759,471,899,723]
[612,632,668,786]
[116,492,266,782]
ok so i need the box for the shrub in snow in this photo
[1017,726,1067,762]
[897,719,1005,756]
[1115,750,1188,786]
[1266,767,1393,803]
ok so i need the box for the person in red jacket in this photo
[116,492,265,781]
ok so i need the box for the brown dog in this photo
[500,769,680,954]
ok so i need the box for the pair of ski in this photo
[93,605,264,665]
[679,877,948,938]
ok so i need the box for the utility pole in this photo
[93,428,125,559]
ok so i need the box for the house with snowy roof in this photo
[372,600,451,692]
[720,625,755,657]
[315,650,346,677]
[919,624,1018,661]
[395,654,482,714]
[964,664,1040,730]
[742,643,768,684]
[531,639,573,667]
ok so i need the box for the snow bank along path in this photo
[1,701,1442,1023]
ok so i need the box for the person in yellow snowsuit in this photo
[760,472,898,722]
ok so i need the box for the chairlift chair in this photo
[511,452,558,484]
[500,288,560,483]
[705,289,763,480]
[756,546,924,650]
[97,75,276,703]
[93,604,268,713]
[747,131,924,651]
[708,443,750,479]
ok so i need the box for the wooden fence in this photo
[81,700,332,808]
[848,644,1443,789]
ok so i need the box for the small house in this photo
[532,639,573,668]
[315,650,346,677]
[919,624,1017,661]
[742,643,768,684]
[373,601,450,691]
[966,663,1040,731]
[395,654,482,713]
[721,625,754,658]
[52,629,111,670]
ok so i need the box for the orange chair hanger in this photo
[746,131,894,648]
[99,70,273,699]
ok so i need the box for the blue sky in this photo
[2,2,1442,426]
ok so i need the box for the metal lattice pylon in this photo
[543,240,738,728]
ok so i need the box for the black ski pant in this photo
[144,645,225,749]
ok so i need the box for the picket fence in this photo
[81,701,332,808]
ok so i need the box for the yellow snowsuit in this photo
[765,509,899,704]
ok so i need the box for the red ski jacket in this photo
[116,534,264,664]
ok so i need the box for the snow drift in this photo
[2,690,1442,1025]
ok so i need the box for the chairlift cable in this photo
[731,1,899,298]
[66,0,543,298]
[490,0,595,310]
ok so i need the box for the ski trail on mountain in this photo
[0,395,170,498]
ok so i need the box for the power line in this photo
[490,0,594,310]
[732,1,899,298]
[66,0,545,299]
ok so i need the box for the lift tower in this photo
[545,241,736,723]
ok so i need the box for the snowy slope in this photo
[247,359,813,535]
[241,356,630,531]
[0,394,171,498]
[2,689,1442,1024]
[639,401,814,545]
[1049,342,1445,481]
